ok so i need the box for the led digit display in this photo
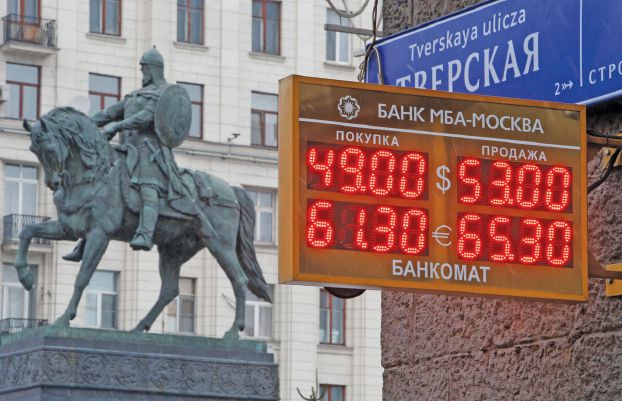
[457,157,573,213]
[279,76,587,302]
[307,142,429,200]
[306,199,429,256]
[456,212,573,267]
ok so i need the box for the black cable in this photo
[326,0,372,18]
[588,148,621,193]
[358,0,382,83]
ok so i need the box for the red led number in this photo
[458,158,482,204]
[457,213,572,267]
[306,143,428,200]
[515,164,542,208]
[488,216,514,262]
[399,153,426,199]
[369,151,397,196]
[371,206,397,252]
[339,147,366,194]
[457,157,572,212]
[544,167,571,212]
[307,200,428,255]
[457,213,483,260]
[307,201,334,248]
[488,161,513,206]
[307,147,335,187]
[354,208,369,250]
[546,221,572,266]
[518,219,542,264]
[400,209,428,255]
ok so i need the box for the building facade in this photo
[0,1,383,401]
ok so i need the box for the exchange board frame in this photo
[279,75,587,302]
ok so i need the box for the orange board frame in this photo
[278,75,587,302]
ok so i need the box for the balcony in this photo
[3,214,51,247]
[1,14,58,56]
[0,318,48,335]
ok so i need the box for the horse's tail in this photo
[233,187,272,302]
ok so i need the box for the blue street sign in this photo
[366,0,622,105]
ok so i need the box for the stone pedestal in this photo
[0,326,278,401]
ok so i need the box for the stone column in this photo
[381,1,622,400]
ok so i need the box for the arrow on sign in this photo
[562,81,574,90]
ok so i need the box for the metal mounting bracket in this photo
[586,131,622,296]
[605,264,622,297]
[595,130,622,167]
[587,131,622,148]
[588,251,622,280]
[599,147,622,168]
[324,23,384,37]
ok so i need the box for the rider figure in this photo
[65,47,177,259]
[98,46,171,250]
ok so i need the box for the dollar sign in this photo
[436,165,451,194]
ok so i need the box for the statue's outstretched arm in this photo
[92,99,126,127]
[101,99,156,140]
[116,107,155,131]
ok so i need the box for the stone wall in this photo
[381,1,622,400]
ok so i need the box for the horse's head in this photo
[24,118,68,191]
[23,107,109,192]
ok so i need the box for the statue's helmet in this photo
[140,46,164,68]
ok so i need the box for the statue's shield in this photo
[154,84,192,147]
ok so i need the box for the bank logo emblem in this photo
[337,96,360,120]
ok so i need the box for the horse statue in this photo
[15,107,271,340]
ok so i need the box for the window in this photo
[4,164,37,217]
[7,0,39,18]
[320,289,345,345]
[89,0,121,35]
[6,0,41,45]
[1,264,37,319]
[319,385,345,401]
[6,63,40,120]
[178,82,203,138]
[88,73,121,115]
[252,0,280,55]
[79,271,118,329]
[251,92,278,147]
[165,277,195,334]
[243,285,274,338]
[326,9,350,64]
[177,0,203,44]
[245,189,275,244]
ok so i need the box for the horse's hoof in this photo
[130,321,149,332]
[222,330,240,342]
[53,316,70,327]
[62,251,82,262]
[17,266,34,291]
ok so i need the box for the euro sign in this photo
[432,225,452,247]
[436,165,451,194]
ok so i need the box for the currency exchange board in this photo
[278,75,587,301]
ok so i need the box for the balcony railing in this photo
[2,14,57,48]
[3,214,51,246]
[0,318,48,334]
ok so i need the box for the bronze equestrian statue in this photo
[14,47,271,339]
[65,46,215,257]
